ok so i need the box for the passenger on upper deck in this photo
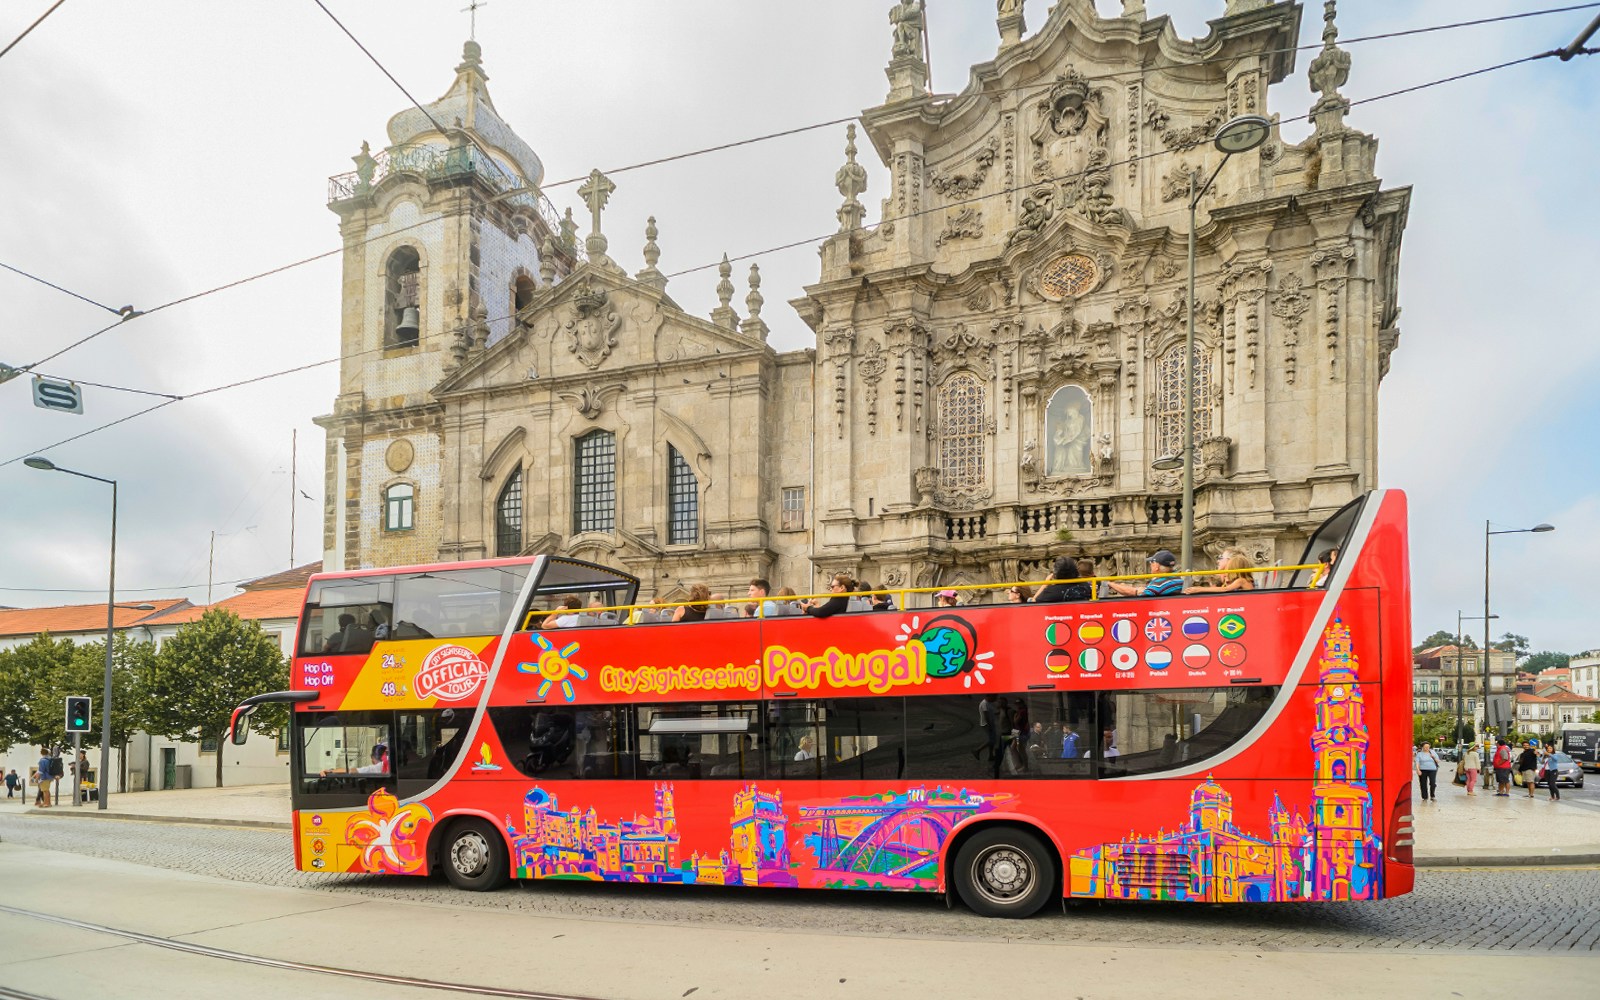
[745,578,774,618]
[1185,550,1257,594]
[1310,547,1339,588]
[1106,550,1183,598]
[547,596,583,627]
[1007,585,1035,603]
[800,574,852,618]
[674,584,712,623]
[935,589,959,608]
[1034,556,1091,603]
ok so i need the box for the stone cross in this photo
[577,169,616,263]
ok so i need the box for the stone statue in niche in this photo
[1045,385,1093,477]
[890,0,925,60]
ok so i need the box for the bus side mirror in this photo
[229,704,257,745]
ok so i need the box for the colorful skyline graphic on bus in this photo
[505,782,1006,891]
[1067,614,1383,903]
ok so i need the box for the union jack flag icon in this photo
[1144,616,1172,642]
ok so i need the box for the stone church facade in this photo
[317,0,1408,601]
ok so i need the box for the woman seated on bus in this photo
[794,736,817,761]
[1034,556,1091,603]
[546,596,583,627]
[1007,585,1035,604]
[800,574,853,618]
[1185,550,1257,594]
[673,584,712,623]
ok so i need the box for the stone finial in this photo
[885,0,929,102]
[835,125,868,232]
[636,216,667,291]
[997,0,1025,48]
[539,237,558,286]
[577,169,618,268]
[1121,0,1148,19]
[1308,0,1352,134]
[711,254,740,330]
[559,208,579,250]
[741,264,769,341]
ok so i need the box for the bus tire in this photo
[952,826,1056,919]
[440,818,509,892]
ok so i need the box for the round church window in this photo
[1039,254,1098,300]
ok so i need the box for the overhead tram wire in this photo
[0,261,125,317]
[6,42,1588,469]
[6,2,1592,375]
[0,0,68,61]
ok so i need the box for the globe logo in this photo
[918,615,978,679]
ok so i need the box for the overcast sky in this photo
[1,1,1594,655]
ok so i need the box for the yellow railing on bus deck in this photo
[521,562,1326,628]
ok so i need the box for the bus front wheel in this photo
[440,819,509,892]
[952,827,1056,919]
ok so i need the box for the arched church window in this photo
[384,483,414,532]
[1155,344,1213,462]
[384,246,421,349]
[512,274,537,315]
[495,467,523,557]
[1044,385,1093,477]
[574,430,616,534]
[937,373,986,493]
[667,445,698,545]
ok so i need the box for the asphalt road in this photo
[1,810,1596,952]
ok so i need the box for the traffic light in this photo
[65,696,91,734]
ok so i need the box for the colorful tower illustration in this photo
[1307,616,1383,900]
[730,785,796,886]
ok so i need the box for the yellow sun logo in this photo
[516,635,588,702]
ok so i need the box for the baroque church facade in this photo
[317,0,1408,600]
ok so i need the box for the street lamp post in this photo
[1483,520,1554,744]
[1455,611,1496,754]
[1152,114,1269,572]
[24,456,118,811]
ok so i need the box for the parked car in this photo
[1544,752,1585,788]
[1436,747,1460,763]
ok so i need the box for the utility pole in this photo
[290,428,297,570]
[207,529,215,604]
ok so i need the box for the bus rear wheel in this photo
[441,819,509,892]
[952,827,1056,919]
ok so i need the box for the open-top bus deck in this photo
[232,490,1413,917]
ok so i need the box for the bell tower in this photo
[316,40,574,570]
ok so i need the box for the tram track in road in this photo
[0,903,603,1000]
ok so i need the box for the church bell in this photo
[396,305,420,338]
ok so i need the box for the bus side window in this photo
[1099,686,1278,778]
[825,698,905,780]
[395,708,476,797]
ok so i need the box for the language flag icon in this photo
[1045,623,1065,645]
[1182,616,1210,640]
[1218,642,1248,667]
[1218,614,1247,640]
[1183,643,1211,669]
[1078,648,1103,672]
[1146,646,1173,671]
[1144,617,1173,642]
[1077,622,1106,644]
[1110,619,1135,643]
[1111,646,1138,671]
[1045,648,1073,673]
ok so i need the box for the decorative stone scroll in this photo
[1313,241,1355,380]
[1271,273,1311,386]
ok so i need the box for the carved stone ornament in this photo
[1201,435,1232,479]
[913,466,938,507]
[1146,101,1228,152]
[557,382,627,421]
[1060,148,1121,227]
[858,339,888,435]
[930,137,998,198]
[1006,188,1054,248]
[564,280,621,369]
[937,206,984,247]
[1271,273,1311,386]
[384,438,415,474]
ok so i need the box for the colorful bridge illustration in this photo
[795,786,1006,889]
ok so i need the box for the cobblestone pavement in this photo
[2,811,1596,952]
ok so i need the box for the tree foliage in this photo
[0,634,77,752]
[139,609,286,788]
[1492,633,1531,658]
[1523,651,1571,676]
[1414,630,1475,654]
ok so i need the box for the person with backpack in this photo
[35,747,53,808]
[4,768,18,799]
[1492,740,1514,796]
[1413,741,1442,801]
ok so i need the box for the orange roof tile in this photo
[150,587,306,627]
[0,599,191,639]
[239,562,321,593]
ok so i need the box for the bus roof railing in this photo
[523,562,1326,624]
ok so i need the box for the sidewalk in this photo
[7,777,1597,866]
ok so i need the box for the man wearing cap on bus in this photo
[1106,550,1184,598]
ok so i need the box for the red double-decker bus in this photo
[231,489,1413,917]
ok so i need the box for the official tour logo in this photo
[414,644,490,702]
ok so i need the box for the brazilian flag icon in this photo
[1218,614,1247,640]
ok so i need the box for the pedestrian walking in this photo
[1541,747,1562,801]
[34,747,53,808]
[4,768,17,799]
[1492,740,1513,796]
[1461,744,1481,797]
[1517,742,1540,798]
[1413,742,1441,801]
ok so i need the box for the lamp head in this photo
[1213,114,1271,155]
[1151,453,1184,472]
[23,456,56,471]
[1531,523,1555,533]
